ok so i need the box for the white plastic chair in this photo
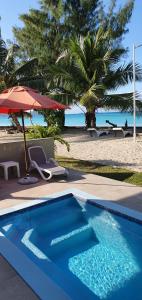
[28,146,68,181]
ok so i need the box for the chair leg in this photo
[42,171,52,180]
[16,165,20,178]
[38,167,52,181]
[65,169,69,176]
[4,167,8,181]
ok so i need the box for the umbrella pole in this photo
[21,110,29,175]
[18,111,38,184]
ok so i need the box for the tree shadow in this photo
[58,158,138,183]
[0,169,86,203]
[95,159,140,168]
[94,169,135,182]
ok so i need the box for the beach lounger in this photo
[28,146,68,180]
[112,127,132,137]
[87,128,109,137]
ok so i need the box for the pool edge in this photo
[1,188,142,224]
[1,188,142,300]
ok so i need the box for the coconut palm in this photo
[0,39,42,130]
[48,28,142,127]
[0,41,39,89]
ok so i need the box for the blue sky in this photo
[0,0,141,114]
[0,0,39,44]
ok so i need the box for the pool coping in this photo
[1,188,142,300]
[1,188,142,224]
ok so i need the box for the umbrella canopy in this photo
[0,86,67,113]
[0,86,68,183]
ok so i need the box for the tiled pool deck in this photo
[1,169,142,299]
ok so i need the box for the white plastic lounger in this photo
[87,128,109,137]
[112,127,132,138]
[28,146,68,181]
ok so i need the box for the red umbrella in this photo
[0,86,66,113]
[0,86,68,183]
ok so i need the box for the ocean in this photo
[0,111,142,127]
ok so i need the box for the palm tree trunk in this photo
[10,113,22,132]
[85,109,96,128]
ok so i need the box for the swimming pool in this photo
[0,189,142,300]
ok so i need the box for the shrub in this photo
[27,125,70,151]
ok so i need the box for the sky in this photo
[0,0,142,114]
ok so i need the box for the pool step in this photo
[26,195,97,263]
[28,195,80,221]
[51,224,91,246]
[45,226,96,259]
[34,208,87,237]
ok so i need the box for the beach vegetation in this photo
[0,37,39,130]
[13,0,101,127]
[49,29,142,128]
[13,0,135,128]
[36,109,65,129]
[27,125,70,151]
[0,40,38,90]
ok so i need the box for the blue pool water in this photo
[0,194,142,299]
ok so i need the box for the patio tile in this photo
[0,257,38,300]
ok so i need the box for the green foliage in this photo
[54,135,70,152]
[37,109,65,129]
[27,125,70,151]
[13,0,100,64]
[27,125,57,139]
[12,0,135,127]
[13,0,134,67]
[46,124,61,136]
[0,36,39,89]
[12,1,134,125]
[50,32,142,127]
[0,35,40,129]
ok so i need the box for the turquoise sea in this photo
[0,111,142,127]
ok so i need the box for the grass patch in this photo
[56,156,142,186]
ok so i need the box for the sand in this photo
[55,131,142,172]
[1,129,142,172]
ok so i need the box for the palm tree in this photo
[0,42,39,88]
[48,28,142,127]
[0,39,41,130]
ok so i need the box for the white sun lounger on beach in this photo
[28,146,68,181]
[87,128,109,137]
[112,127,132,137]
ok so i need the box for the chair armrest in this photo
[49,158,59,166]
[31,160,39,168]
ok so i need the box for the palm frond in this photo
[14,58,38,77]
[56,50,68,63]
[80,83,105,108]
[45,31,142,114]
[104,92,142,112]
[104,63,142,90]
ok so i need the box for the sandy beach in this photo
[55,130,142,172]
[1,129,142,172]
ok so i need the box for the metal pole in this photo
[21,111,29,175]
[133,44,136,143]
